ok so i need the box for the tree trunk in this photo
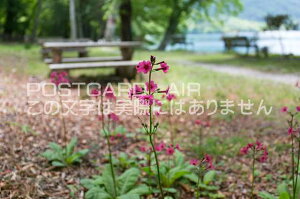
[69,0,77,40]
[158,5,182,50]
[3,0,18,38]
[30,0,42,42]
[119,0,132,41]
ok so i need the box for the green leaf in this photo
[52,161,66,167]
[163,187,177,193]
[81,179,97,189]
[102,165,117,197]
[184,173,199,183]
[174,151,185,166]
[118,168,140,194]
[126,184,150,195]
[85,187,112,199]
[66,137,78,156]
[117,194,139,199]
[258,192,276,199]
[49,142,63,152]
[65,149,89,164]
[277,182,290,199]
[166,167,190,187]
[203,170,216,185]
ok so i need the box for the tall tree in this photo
[30,0,42,42]
[119,0,132,41]
[69,0,77,40]
[3,0,19,38]
[158,0,242,50]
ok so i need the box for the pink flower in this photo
[50,71,70,86]
[155,142,166,152]
[166,94,176,101]
[296,106,300,112]
[157,62,170,73]
[204,154,214,169]
[175,144,180,150]
[281,106,288,113]
[195,120,202,125]
[104,87,116,100]
[154,111,160,116]
[190,159,199,166]
[155,99,162,106]
[139,95,154,105]
[108,113,119,122]
[240,146,249,155]
[247,143,254,149]
[90,89,101,97]
[145,80,158,93]
[203,121,211,128]
[166,147,175,155]
[288,127,294,135]
[129,85,143,99]
[139,146,147,152]
[110,136,115,142]
[256,141,264,150]
[259,150,268,163]
[136,60,152,74]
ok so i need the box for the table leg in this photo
[116,47,136,80]
[52,49,62,63]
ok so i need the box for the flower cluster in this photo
[139,142,180,156]
[240,141,268,163]
[280,106,300,135]
[194,119,211,127]
[110,133,126,142]
[50,71,70,86]
[129,57,172,107]
[189,154,214,169]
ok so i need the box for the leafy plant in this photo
[41,137,89,167]
[259,178,300,199]
[81,166,150,199]
[185,170,224,198]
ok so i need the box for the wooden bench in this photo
[42,41,141,79]
[44,56,123,64]
[222,36,259,56]
[39,38,91,59]
[49,61,138,79]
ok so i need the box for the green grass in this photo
[0,43,297,109]
[189,53,300,74]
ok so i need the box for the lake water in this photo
[167,31,300,55]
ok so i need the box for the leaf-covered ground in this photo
[0,69,294,199]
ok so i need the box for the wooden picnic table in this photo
[42,41,141,79]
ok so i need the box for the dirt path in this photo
[181,60,300,86]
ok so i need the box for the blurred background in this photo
[0,0,299,54]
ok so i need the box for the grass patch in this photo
[189,53,300,74]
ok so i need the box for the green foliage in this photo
[81,166,150,199]
[41,137,89,167]
[114,152,138,170]
[259,180,300,199]
[186,170,224,198]
[192,136,249,157]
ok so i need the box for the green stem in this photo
[196,169,201,199]
[149,134,164,199]
[106,134,118,197]
[251,149,256,199]
[291,115,295,199]
[294,139,300,198]
[147,67,164,199]
[58,90,67,144]
[100,94,117,197]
